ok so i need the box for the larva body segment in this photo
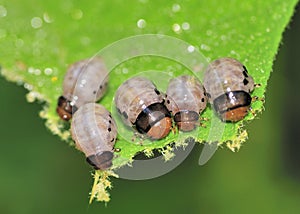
[203,57,254,122]
[71,103,117,170]
[166,75,207,131]
[57,57,108,120]
[114,76,171,140]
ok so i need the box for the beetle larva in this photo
[203,57,254,122]
[114,76,172,140]
[165,75,207,131]
[57,57,108,120]
[71,103,117,170]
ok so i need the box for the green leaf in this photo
[0,0,298,203]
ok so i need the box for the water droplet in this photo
[44,68,53,75]
[28,67,34,74]
[137,19,146,28]
[172,23,181,33]
[122,68,129,74]
[38,81,44,87]
[35,29,47,39]
[182,22,190,31]
[230,50,240,58]
[172,4,181,13]
[31,17,43,29]
[206,30,212,36]
[187,45,195,53]
[200,44,211,51]
[43,12,53,23]
[15,39,24,48]
[34,68,41,75]
[0,5,7,17]
[71,9,83,20]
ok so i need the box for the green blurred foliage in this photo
[1,1,300,213]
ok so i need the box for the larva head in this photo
[213,90,252,122]
[56,96,77,121]
[146,117,172,140]
[174,110,199,132]
[86,151,114,170]
[135,103,172,140]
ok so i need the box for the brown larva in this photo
[71,103,117,170]
[114,76,172,140]
[165,75,207,131]
[203,57,255,122]
[56,57,108,121]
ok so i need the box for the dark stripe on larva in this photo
[213,91,251,114]
[135,102,171,133]
[242,66,249,77]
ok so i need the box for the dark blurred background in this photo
[1,6,300,214]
